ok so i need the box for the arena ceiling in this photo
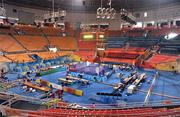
[4,0,180,12]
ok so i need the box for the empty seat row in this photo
[78,41,96,50]
[14,25,43,35]
[36,52,59,60]
[48,36,77,50]
[0,34,25,52]
[41,27,63,36]
[5,53,34,63]
[106,52,139,59]
[15,35,48,51]
[0,56,11,62]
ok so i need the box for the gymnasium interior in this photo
[0,0,180,116]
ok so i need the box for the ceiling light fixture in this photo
[96,0,116,20]
[43,0,66,23]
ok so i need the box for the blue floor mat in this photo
[6,68,180,107]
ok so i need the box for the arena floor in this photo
[6,63,180,108]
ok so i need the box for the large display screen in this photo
[81,33,96,41]
[80,32,105,41]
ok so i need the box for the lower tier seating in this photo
[57,51,73,56]
[142,54,180,70]
[101,57,137,65]
[0,56,11,62]
[5,53,34,63]
[73,51,95,60]
[106,52,139,59]
[35,52,59,60]
[0,51,73,63]
[78,41,96,51]
[147,54,180,64]
[158,40,180,54]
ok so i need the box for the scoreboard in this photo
[80,32,105,41]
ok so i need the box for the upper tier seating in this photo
[106,37,127,48]
[0,34,25,52]
[158,39,180,54]
[160,48,180,54]
[5,53,34,63]
[128,41,157,47]
[128,37,160,47]
[105,30,125,37]
[148,27,180,37]
[14,25,42,35]
[48,37,77,50]
[0,26,17,34]
[15,36,48,51]
[127,28,145,37]
[105,37,159,48]
[41,27,63,36]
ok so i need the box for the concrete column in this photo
[168,21,171,28]
[173,20,176,26]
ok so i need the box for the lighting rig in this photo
[44,10,66,23]
[120,9,136,25]
[0,0,18,24]
[96,0,116,20]
[0,7,6,17]
[0,0,5,16]
[96,0,136,25]
[44,0,66,23]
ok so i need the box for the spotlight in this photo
[96,0,116,20]
[96,8,116,20]
[110,8,116,19]
[120,9,136,25]
[164,32,178,40]
[101,8,106,19]
[96,7,102,19]
[106,8,111,19]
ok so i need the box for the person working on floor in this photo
[0,69,8,80]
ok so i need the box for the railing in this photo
[1,91,180,110]
[0,92,48,105]
[73,99,180,109]
[0,91,179,116]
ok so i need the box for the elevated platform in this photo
[143,54,180,71]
